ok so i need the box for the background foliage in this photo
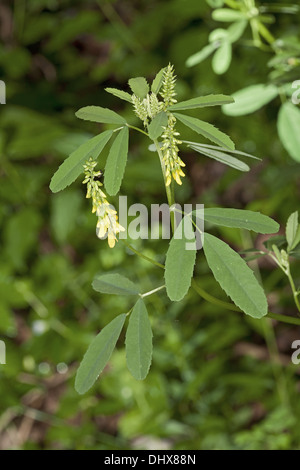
[0,0,300,450]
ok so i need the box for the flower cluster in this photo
[161,114,185,186]
[83,159,124,248]
[132,92,163,126]
[160,63,177,109]
[160,65,185,186]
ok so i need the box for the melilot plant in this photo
[50,64,294,395]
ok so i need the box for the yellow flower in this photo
[96,204,125,248]
[83,158,125,248]
[161,115,185,186]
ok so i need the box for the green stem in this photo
[286,268,300,314]
[126,124,149,137]
[141,285,165,298]
[269,253,300,314]
[257,21,276,45]
[120,239,164,269]
[191,280,240,312]
[192,279,300,326]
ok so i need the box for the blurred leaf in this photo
[0,47,31,79]
[0,303,16,335]
[126,299,153,380]
[227,20,248,42]
[4,208,42,271]
[222,84,278,116]
[186,43,218,67]
[104,126,129,196]
[203,233,268,318]
[209,28,228,42]
[206,0,224,6]
[278,102,300,162]
[22,13,56,44]
[212,9,246,22]
[212,40,232,75]
[92,273,140,296]
[51,190,82,243]
[75,314,126,394]
[260,4,299,14]
[46,11,100,51]
[2,107,65,159]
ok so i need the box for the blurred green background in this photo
[0,0,300,450]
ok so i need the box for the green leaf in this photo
[188,143,247,171]
[165,217,197,302]
[75,106,126,125]
[203,233,268,319]
[186,43,218,67]
[105,88,132,103]
[148,112,168,140]
[104,126,129,196]
[286,211,300,250]
[92,273,140,296]
[291,227,300,251]
[50,130,113,193]
[151,67,166,94]
[212,8,246,22]
[278,102,300,162]
[174,112,235,150]
[128,77,149,99]
[188,142,260,160]
[168,94,234,111]
[222,84,278,116]
[194,208,279,234]
[126,299,153,380]
[212,40,232,75]
[75,314,126,394]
